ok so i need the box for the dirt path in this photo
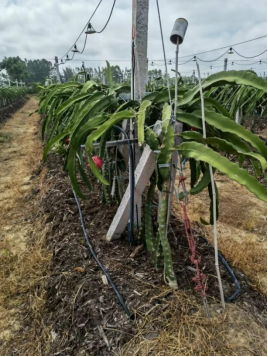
[0,97,50,354]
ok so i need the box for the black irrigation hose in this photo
[72,186,134,319]
[114,125,135,243]
[198,234,241,302]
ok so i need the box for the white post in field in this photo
[224,58,228,71]
[235,107,242,125]
[192,70,195,84]
[55,56,61,83]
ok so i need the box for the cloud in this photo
[0,0,266,76]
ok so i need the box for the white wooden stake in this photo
[235,108,242,124]
[224,58,228,71]
[106,145,155,240]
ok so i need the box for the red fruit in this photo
[190,126,197,131]
[65,138,70,145]
[92,156,104,170]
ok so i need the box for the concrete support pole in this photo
[132,0,150,226]
[192,70,195,84]
[132,0,149,100]
[55,56,61,83]
[224,58,228,71]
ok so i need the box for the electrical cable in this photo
[232,60,262,66]
[175,35,267,59]
[71,186,133,318]
[233,48,267,58]
[113,125,135,243]
[196,49,228,62]
[78,35,88,54]
[95,0,116,33]
[61,0,103,59]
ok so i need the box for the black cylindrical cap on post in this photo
[170,18,188,45]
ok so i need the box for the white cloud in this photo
[0,0,266,76]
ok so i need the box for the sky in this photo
[0,0,267,77]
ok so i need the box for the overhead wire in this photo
[155,0,172,107]
[95,0,116,33]
[195,49,228,62]
[60,0,103,59]
[176,35,267,59]
[233,48,267,58]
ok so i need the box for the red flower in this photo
[190,126,197,131]
[65,137,70,145]
[92,156,104,170]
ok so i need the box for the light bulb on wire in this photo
[72,44,79,53]
[85,23,96,35]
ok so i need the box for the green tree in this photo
[62,67,75,82]
[0,56,28,81]
[25,59,52,84]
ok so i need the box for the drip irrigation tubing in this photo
[143,191,240,302]
[71,185,134,319]
[198,234,241,302]
[114,125,135,243]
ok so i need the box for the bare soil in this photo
[0,99,266,356]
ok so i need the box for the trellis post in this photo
[106,0,150,240]
[55,56,61,83]
[224,58,228,71]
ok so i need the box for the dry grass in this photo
[0,214,52,355]
[0,97,53,355]
[122,290,266,356]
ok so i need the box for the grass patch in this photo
[0,132,12,143]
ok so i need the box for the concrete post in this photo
[55,56,61,83]
[132,0,149,101]
[224,58,228,71]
